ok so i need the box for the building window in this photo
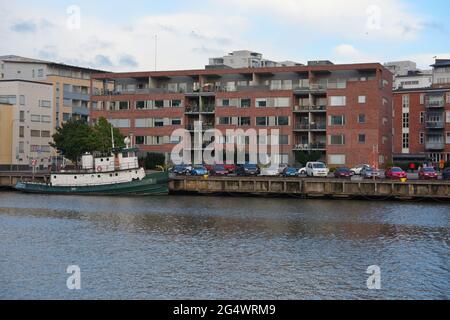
[256,117,267,126]
[136,101,146,109]
[358,114,366,123]
[31,130,40,137]
[329,115,345,126]
[328,154,346,165]
[446,111,450,123]
[41,130,51,138]
[276,116,289,126]
[171,118,181,126]
[63,113,71,121]
[402,113,409,128]
[39,100,51,108]
[19,95,25,105]
[420,132,425,144]
[329,134,345,145]
[279,135,289,145]
[221,99,230,107]
[402,94,410,108]
[19,111,25,122]
[420,94,425,105]
[420,112,425,124]
[171,100,182,108]
[329,96,346,106]
[19,126,24,138]
[19,142,24,154]
[239,117,250,126]
[402,133,409,149]
[358,134,366,144]
[37,69,44,77]
[31,115,41,122]
[446,132,450,144]
[154,119,164,127]
[41,116,51,123]
[218,117,231,125]
[154,100,164,109]
[447,93,450,104]
[135,136,145,145]
[358,96,366,104]
[256,99,267,108]
[239,98,251,108]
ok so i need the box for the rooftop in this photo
[431,59,450,68]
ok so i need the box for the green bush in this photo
[141,153,166,170]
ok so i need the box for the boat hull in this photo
[15,172,169,196]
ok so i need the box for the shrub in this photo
[141,153,166,170]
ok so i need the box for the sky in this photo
[0,0,449,72]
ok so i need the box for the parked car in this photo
[236,164,260,176]
[442,168,450,180]
[171,164,191,175]
[306,162,329,177]
[361,166,380,179]
[260,166,280,177]
[334,167,352,179]
[298,167,307,176]
[189,166,209,176]
[385,167,407,180]
[282,167,299,177]
[418,167,438,180]
[210,164,228,176]
[350,164,371,175]
[277,164,289,174]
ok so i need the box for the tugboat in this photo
[15,137,169,196]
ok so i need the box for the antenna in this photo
[155,34,158,71]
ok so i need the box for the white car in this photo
[277,164,289,174]
[350,164,371,175]
[260,166,280,177]
[305,162,329,177]
[298,167,307,175]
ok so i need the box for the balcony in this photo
[425,97,445,108]
[294,123,327,131]
[293,143,326,151]
[425,141,445,150]
[185,105,200,114]
[425,121,445,129]
[202,105,216,113]
[294,105,326,112]
[186,124,215,131]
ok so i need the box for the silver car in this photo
[361,166,380,179]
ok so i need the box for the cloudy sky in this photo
[1,0,449,72]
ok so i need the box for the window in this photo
[135,136,145,145]
[171,118,182,126]
[420,94,425,105]
[19,126,24,138]
[420,132,425,144]
[109,119,130,128]
[41,130,51,138]
[119,101,129,110]
[41,115,51,123]
[221,99,230,107]
[279,135,289,145]
[0,95,16,104]
[239,98,251,108]
[218,117,231,125]
[329,96,346,106]
[276,116,289,126]
[329,134,345,145]
[19,142,24,154]
[358,134,366,143]
[446,111,450,123]
[154,100,164,109]
[447,132,450,144]
[63,98,71,107]
[402,95,410,109]
[40,100,51,108]
[31,115,41,122]
[447,93,450,104]
[358,114,366,123]
[420,112,425,124]
[171,100,182,108]
[63,113,71,121]
[402,113,409,128]
[37,69,44,77]
[19,95,25,105]
[154,119,164,127]
[358,96,366,104]
[402,133,409,149]
[329,115,345,126]
[31,130,40,137]
[328,154,346,165]
[20,111,25,122]
[256,117,267,126]
[136,101,146,109]
[256,99,267,108]
[274,97,290,107]
[239,117,250,126]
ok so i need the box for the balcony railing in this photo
[293,143,326,150]
[425,121,445,129]
[186,124,215,131]
[185,106,200,113]
[294,123,327,130]
[294,105,326,112]
[425,141,445,150]
[425,98,445,108]
[202,105,216,113]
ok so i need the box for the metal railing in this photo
[293,143,326,150]
[425,121,445,129]
[294,123,327,130]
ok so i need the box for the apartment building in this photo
[393,59,450,164]
[384,60,432,90]
[0,55,105,127]
[90,61,393,167]
[207,50,302,69]
[0,80,53,169]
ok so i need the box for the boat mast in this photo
[111,125,115,150]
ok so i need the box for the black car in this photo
[171,164,191,175]
[210,165,228,176]
[334,167,352,179]
[236,164,260,176]
[443,168,450,180]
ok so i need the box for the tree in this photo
[92,117,125,153]
[50,119,97,164]
[50,117,125,164]
[141,153,166,170]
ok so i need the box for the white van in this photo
[306,162,329,177]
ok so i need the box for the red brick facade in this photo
[90,63,393,167]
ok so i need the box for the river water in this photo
[0,191,448,300]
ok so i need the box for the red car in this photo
[385,167,407,180]
[418,167,438,180]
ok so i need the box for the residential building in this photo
[0,80,53,169]
[0,55,106,127]
[384,61,418,77]
[384,60,432,90]
[207,50,302,69]
[91,62,393,167]
[393,59,450,164]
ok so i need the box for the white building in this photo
[384,61,418,77]
[384,60,433,90]
[432,59,450,87]
[208,50,302,69]
[0,80,54,169]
